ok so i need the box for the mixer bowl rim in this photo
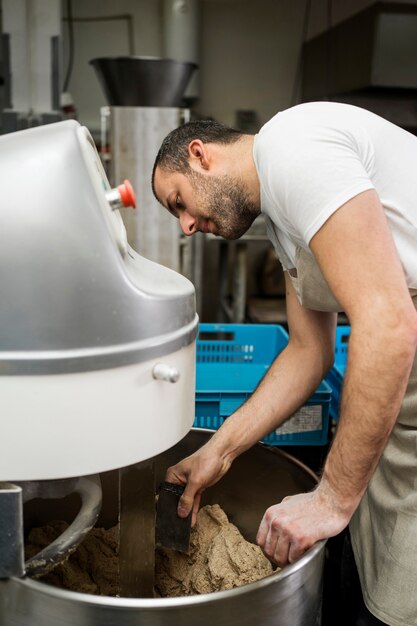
[12,539,325,607]
[12,431,324,606]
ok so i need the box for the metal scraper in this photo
[155,482,191,553]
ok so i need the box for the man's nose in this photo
[179,212,196,235]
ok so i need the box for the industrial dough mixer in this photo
[0,118,197,596]
[0,120,325,626]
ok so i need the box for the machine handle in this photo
[152,363,180,383]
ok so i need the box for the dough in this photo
[26,504,274,598]
[25,520,119,596]
[155,504,274,596]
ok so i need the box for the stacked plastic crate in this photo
[325,326,351,422]
[194,324,332,445]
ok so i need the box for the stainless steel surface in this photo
[90,57,197,107]
[0,483,24,578]
[0,318,198,375]
[25,476,102,577]
[0,430,325,625]
[17,479,79,504]
[213,217,270,323]
[152,363,180,383]
[177,234,205,319]
[162,0,200,102]
[105,187,122,210]
[105,106,191,273]
[0,120,197,375]
[233,242,247,323]
[193,232,204,317]
[119,460,155,598]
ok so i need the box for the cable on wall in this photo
[63,0,74,92]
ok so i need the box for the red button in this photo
[117,179,136,208]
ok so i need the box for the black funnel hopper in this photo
[90,56,197,107]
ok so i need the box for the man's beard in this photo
[188,170,259,240]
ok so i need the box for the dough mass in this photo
[25,520,119,596]
[156,504,274,596]
[26,504,273,597]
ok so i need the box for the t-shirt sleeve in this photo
[263,123,375,244]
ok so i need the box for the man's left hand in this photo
[256,487,353,567]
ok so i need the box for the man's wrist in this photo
[315,476,361,520]
[209,421,246,464]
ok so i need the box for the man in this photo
[152,102,417,626]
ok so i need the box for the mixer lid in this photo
[0,120,197,374]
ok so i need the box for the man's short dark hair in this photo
[151,120,242,197]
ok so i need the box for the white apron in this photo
[275,242,417,626]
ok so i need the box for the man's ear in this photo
[188,139,210,171]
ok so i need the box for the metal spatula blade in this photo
[155,482,191,553]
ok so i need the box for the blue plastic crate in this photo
[325,325,351,421]
[194,323,331,445]
[334,325,350,369]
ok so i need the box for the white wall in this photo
[63,0,417,132]
[195,0,417,127]
[63,0,161,131]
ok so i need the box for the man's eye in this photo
[175,195,182,209]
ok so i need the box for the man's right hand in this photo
[165,442,233,526]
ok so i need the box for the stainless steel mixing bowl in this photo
[0,429,325,626]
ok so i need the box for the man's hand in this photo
[256,485,353,567]
[165,442,233,526]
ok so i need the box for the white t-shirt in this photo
[253,102,417,289]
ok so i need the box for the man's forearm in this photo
[208,338,331,463]
[319,322,417,514]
